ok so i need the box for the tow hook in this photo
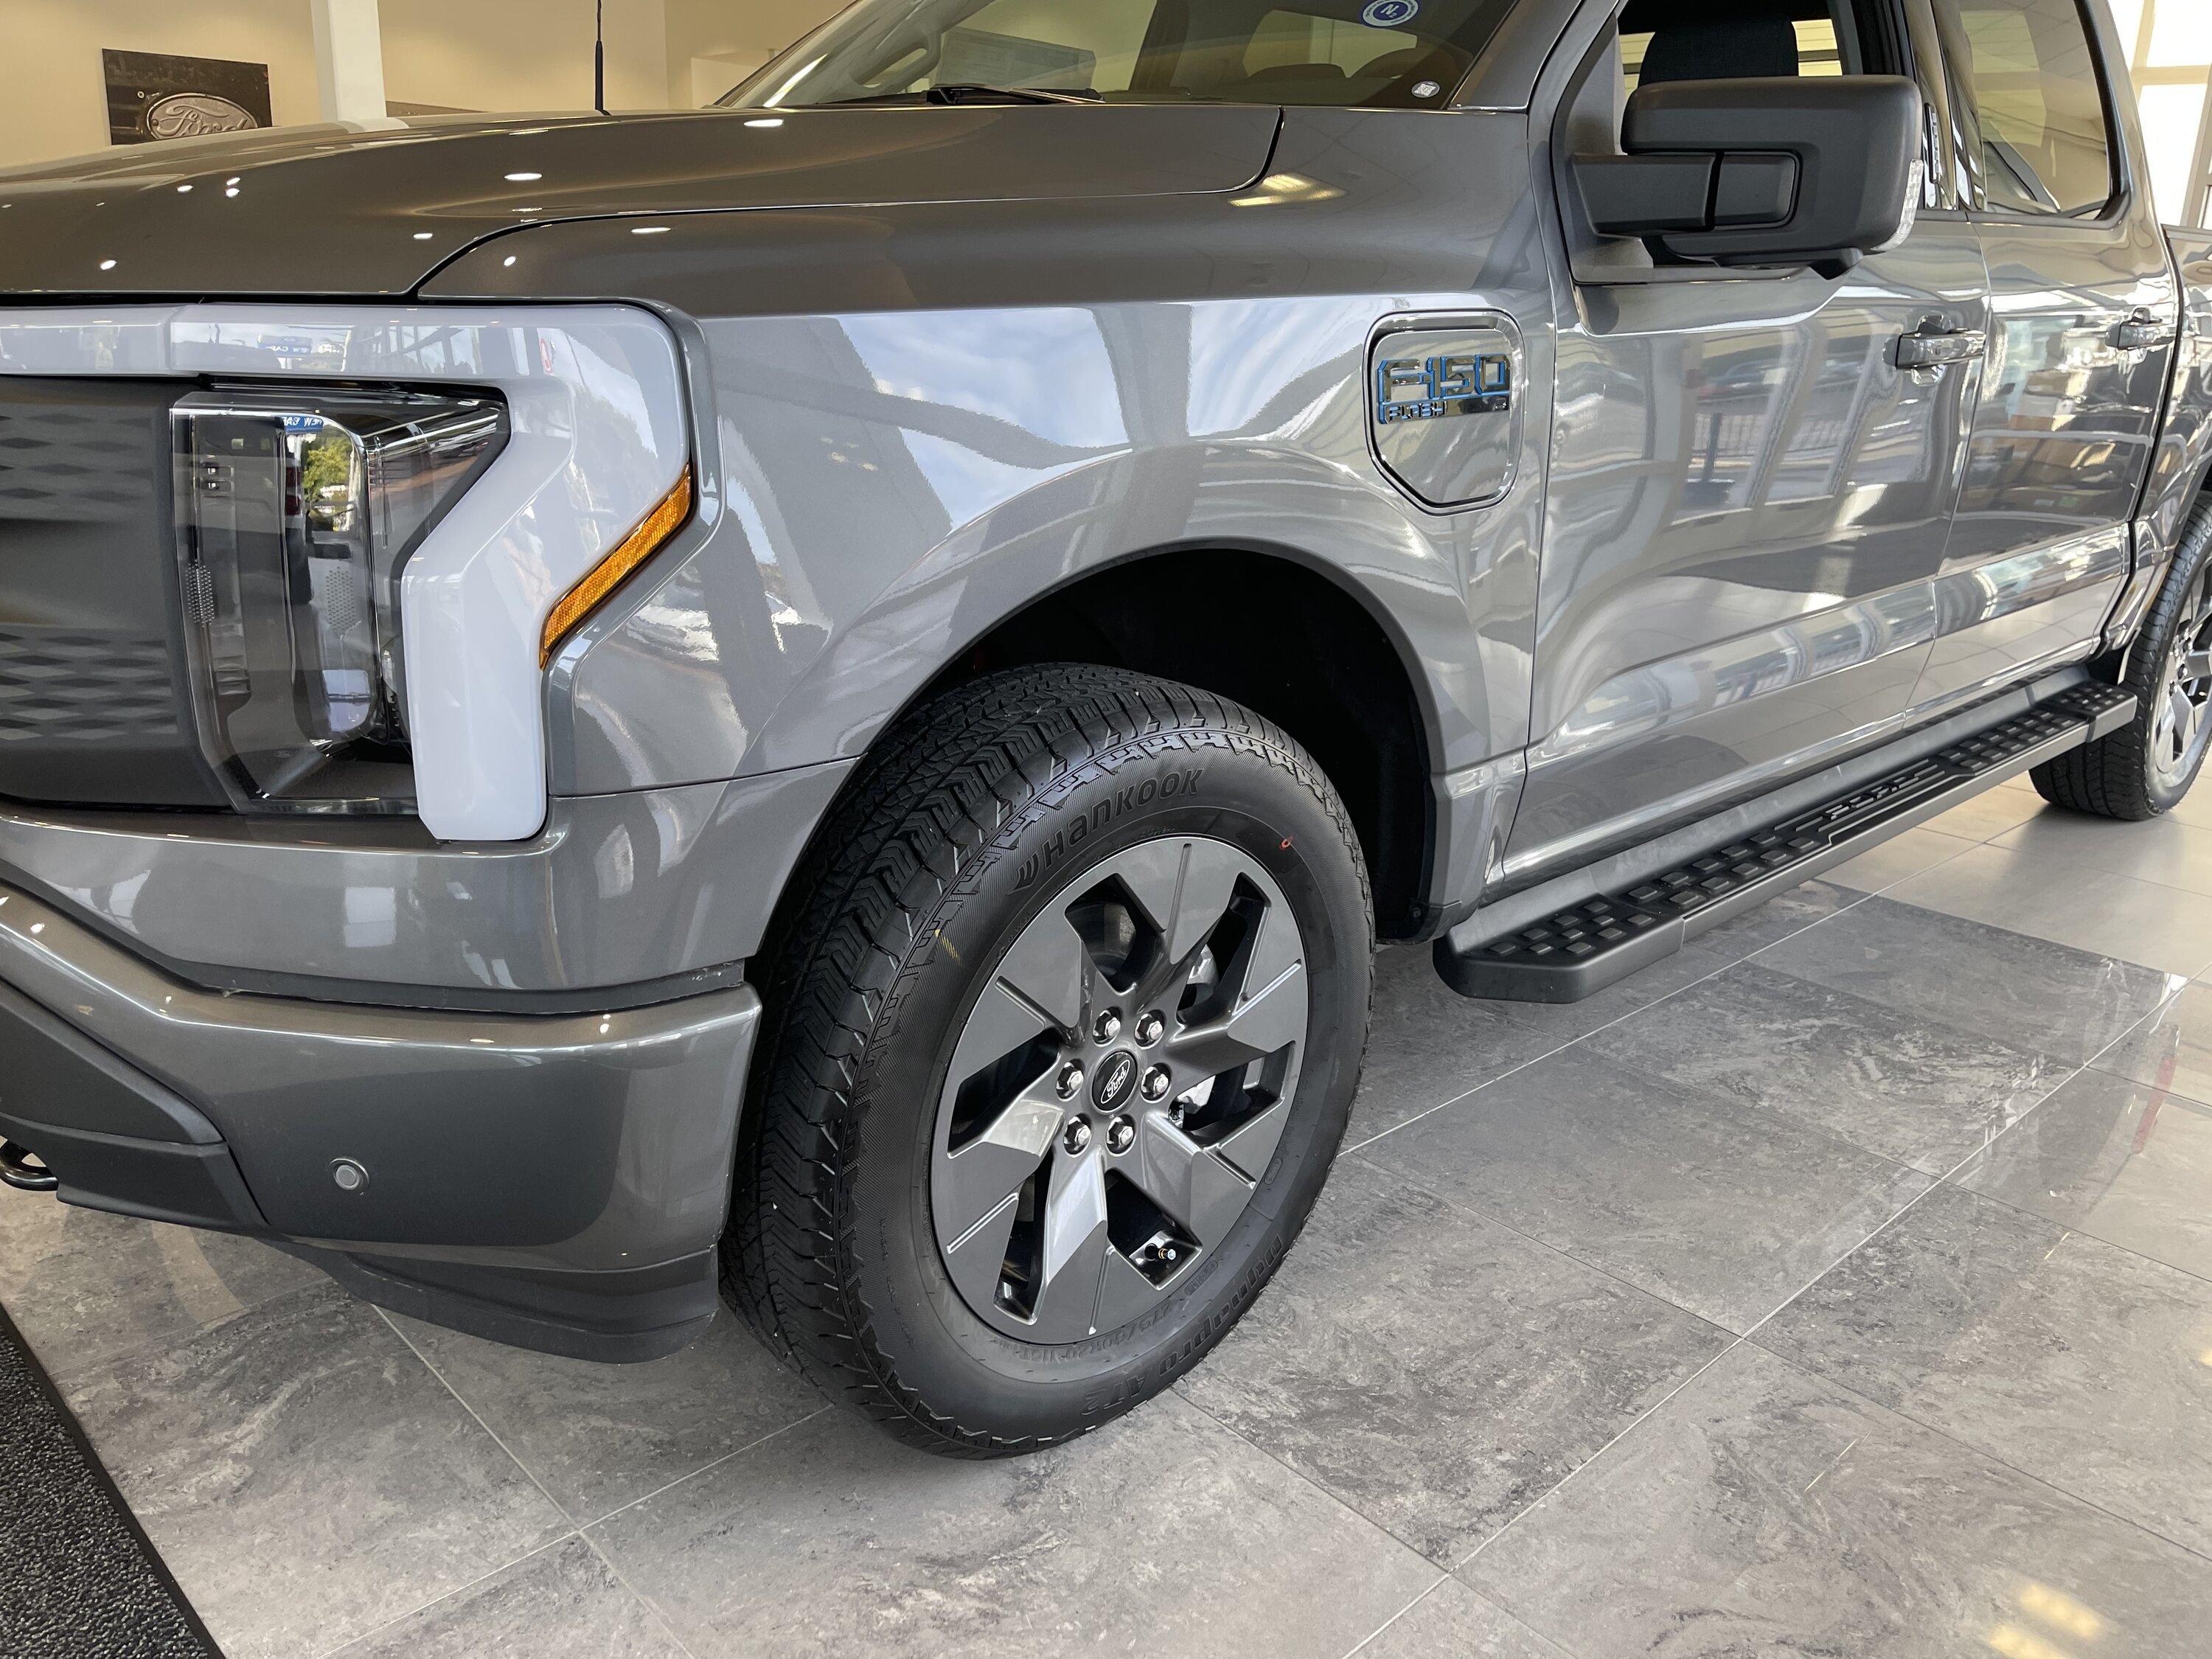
[0,1139,58,1193]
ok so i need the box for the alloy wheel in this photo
[930,836,1308,1343]
[2153,560,2212,790]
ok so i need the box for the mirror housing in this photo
[1574,75,1924,278]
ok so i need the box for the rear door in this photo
[1914,0,2180,703]
[1506,0,1990,880]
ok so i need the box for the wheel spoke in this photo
[2183,649,2212,686]
[1167,950,1307,1080]
[1108,838,1246,975]
[990,908,1089,1037]
[1212,1093,1293,1183]
[1092,1248,1166,1332]
[2166,687,2194,761]
[940,1190,1024,1323]
[936,1077,1061,1248]
[1129,1108,1254,1245]
[1027,1144,1110,1342]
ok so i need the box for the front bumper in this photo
[0,880,759,1360]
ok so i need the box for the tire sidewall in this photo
[843,719,1369,1442]
[2138,525,2212,813]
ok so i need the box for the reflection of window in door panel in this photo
[1768,342,1885,504]
[1683,345,1787,516]
[1785,326,1938,501]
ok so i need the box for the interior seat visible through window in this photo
[1620,0,1855,96]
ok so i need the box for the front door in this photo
[1505,0,1992,882]
[1913,0,2180,705]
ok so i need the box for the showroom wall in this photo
[0,0,841,168]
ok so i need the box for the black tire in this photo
[722,664,1373,1456]
[2033,498,2212,821]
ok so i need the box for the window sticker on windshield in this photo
[1362,0,1419,24]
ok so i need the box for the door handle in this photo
[1895,324,1987,371]
[2115,308,2177,352]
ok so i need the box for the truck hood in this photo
[0,104,1279,299]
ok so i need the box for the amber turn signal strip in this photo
[540,465,695,666]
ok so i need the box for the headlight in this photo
[173,386,506,814]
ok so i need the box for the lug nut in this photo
[1062,1116,1093,1155]
[1056,1062,1084,1099]
[1141,1065,1172,1102]
[1135,1011,1165,1046]
[1092,1008,1123,1044]
[1106,1113,1136,1155]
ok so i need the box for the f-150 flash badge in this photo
[1374,351,1514,423]
[1368,319,1523,509]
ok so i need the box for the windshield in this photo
[725,0,1515,111]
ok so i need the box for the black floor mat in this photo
[0,1298,220,1658]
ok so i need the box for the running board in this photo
[1436,681,2138,1004]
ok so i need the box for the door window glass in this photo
[1619,1,1852,97]
[1941,0,2115,215]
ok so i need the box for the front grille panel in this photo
[0,627,182,744]
[0,378,227,807]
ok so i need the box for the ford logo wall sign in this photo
[145,93,260,141]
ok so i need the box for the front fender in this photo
[550,294,1545,795]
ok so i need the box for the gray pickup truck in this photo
[2,0,2209,1455]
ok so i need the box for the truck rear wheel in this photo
[723,664,1372,1455]
[2033,500,2212,821]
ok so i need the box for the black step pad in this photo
[1438,681,2138,1004]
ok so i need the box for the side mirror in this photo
[1573,75,1924,278]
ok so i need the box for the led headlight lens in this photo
[173,387,505,814]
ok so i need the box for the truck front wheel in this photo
[723,664,1372,1455]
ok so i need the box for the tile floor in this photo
[7,772,2212,1658]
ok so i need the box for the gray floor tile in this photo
[1461,1343,2211,1659]
[2099,978,2212,1105]
[1995,807,2212,899]
[590,1390,1435,1659]
[1642,876,1861,984]
[0,1195,322,1382]
[1822,824,1977,895]
[1360,1047,1932,1332]
[1952,1068,2212,1281]
[1584,964,2069,1175]
[1353,881,1856,1144]
[65,1284,569,1659]
[1755,896,2181,1065]
[394,1309,823,1523]
[1885,844,2212,977]
[1352,945,1657,1142]
[1177,1158,1728,1564]
[2166,779,2212,830]
[1918,785,2049,843]
[1759,1185,2212,1557]
[1352,1579,1568,1659]
[329,1536,685,1659]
